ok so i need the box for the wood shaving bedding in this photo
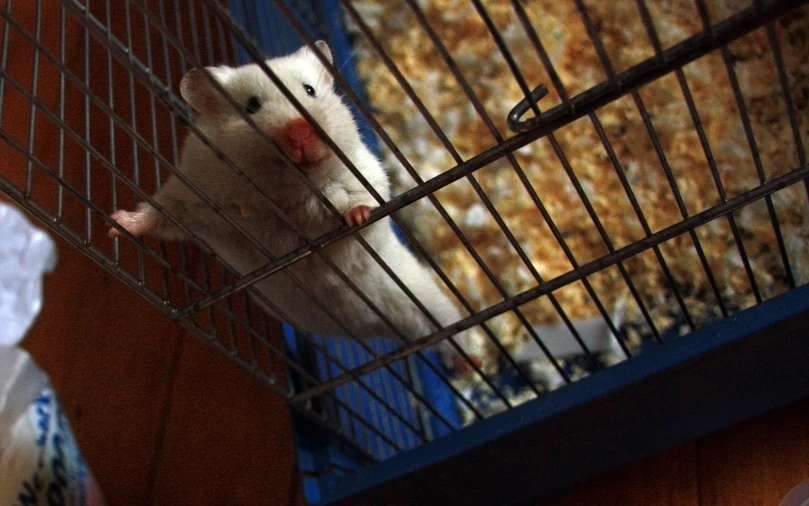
[344,0,809,420]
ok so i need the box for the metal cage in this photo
[1,0,808,504]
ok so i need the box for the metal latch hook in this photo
[507,84,549,133]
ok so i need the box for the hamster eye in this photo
[245,96,261,114]
[303,84,316,97]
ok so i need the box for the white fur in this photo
[114,44,482,368]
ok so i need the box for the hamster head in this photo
[179,41,359,176]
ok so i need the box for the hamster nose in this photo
[281,119,317,149]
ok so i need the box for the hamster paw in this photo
[452,352,482,376]
[108,208,160,238]
[344,205,372,227]
[437,339,482,376]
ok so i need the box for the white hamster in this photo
[108,41,483,373]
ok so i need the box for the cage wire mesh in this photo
[1,0,808,480]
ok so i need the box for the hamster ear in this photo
[180,66,234,115]
[313,40,333,66]
[297,40,333,67]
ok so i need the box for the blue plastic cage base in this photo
[318,282,809,506]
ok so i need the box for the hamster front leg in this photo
[336,189,376,227]
[108,176,226,241]
[314,180,378,228]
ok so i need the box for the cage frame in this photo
[1,0,808,504]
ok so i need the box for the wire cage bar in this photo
[1,0,808,504]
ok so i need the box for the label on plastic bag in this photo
[1,388,100,506]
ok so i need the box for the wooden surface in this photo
[2,1,808,505]
[17,224,303,506]
[547,399,809,506]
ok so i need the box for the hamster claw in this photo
[344,205,372,227]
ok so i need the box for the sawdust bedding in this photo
[343,0,809,423]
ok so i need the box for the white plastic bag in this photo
[0,204,58,346]
[0,348,105,506]
[0,203,105,506]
